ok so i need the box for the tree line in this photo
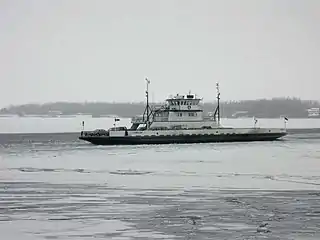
[1,97,319,118]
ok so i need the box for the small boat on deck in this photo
[79,79,287,145]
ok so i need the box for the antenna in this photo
[145,77,150,129]
[216,82,221,127]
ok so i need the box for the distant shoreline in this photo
[1,98,320,119]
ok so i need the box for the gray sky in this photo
[0,0,319,107]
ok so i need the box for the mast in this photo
[213,82,221,127]
[145,77,150,129]
[216,82,220,127]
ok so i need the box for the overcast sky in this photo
[0,0,319,107]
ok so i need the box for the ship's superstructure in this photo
[130,80,221,131]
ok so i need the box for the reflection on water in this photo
[0,132,320,239]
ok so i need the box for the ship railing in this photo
[152,106,169,111]
[81,129,109,137]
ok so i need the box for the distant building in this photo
[231,111,249,118]
[48,110,62,117]
[307,108,320,118]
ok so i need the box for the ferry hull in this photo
[79,132,287,146]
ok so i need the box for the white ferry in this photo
[79,79,287,145]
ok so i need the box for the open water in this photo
[0,117,320,239]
